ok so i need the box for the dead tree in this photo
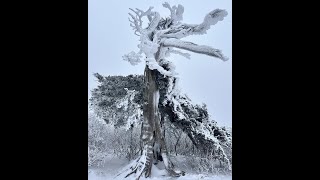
[119,2,229,179]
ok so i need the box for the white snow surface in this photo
[88,155,231,180]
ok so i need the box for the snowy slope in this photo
[88,155,231,180]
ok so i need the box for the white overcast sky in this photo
[88,0,232,127]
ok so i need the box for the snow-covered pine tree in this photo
[90,74,144,128]
[90,73,232,177]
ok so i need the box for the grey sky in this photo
[88,0,232,127]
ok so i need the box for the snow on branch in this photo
[197,9,228,33]
[122,51,142,65]
[161,9,228,39]
[163,38,228,61]
[195,123,231,170]
[165,91,232,170]
[168,49,191,59]
[163,88,232,170]
[146,58,176,77]
[124,3,229,77]
[116,88,142,130]
[128,6,160,36]
[162,2,184,24]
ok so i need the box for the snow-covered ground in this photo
[88,155,231,180]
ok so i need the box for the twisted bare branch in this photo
[162,38,228,61]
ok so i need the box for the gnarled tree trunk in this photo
[124,61,184,179]
[124,66,164,179]
[141,66,158,177]
[119,3,230,178]
[122,66,158,179]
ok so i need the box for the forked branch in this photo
[128,7,160,36]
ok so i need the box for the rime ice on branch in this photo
[120,2,230,179]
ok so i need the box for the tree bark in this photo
[125,47,185,178]
[124,66,159,179]
[142,64,184,177]
[174,132,182,156]
[140,66,159,178]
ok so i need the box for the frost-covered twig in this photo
[162,2,184,24]
[128,7,160,36]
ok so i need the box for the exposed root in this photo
[124,156,150,180]
[116,154,185,179]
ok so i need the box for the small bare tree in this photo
[118,2,229,179]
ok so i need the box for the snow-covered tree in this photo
[90,2,231,179]
[88,110,109,167]
[90,73,232,177]
[90,74,144,128]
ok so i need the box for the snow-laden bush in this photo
[109,126,141,160]
[88,112,111,167]
[88,111,142,167]
[165,123,232,175]
[88,109,231,174]
[165,123,195,156]
[183,155,230,175]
